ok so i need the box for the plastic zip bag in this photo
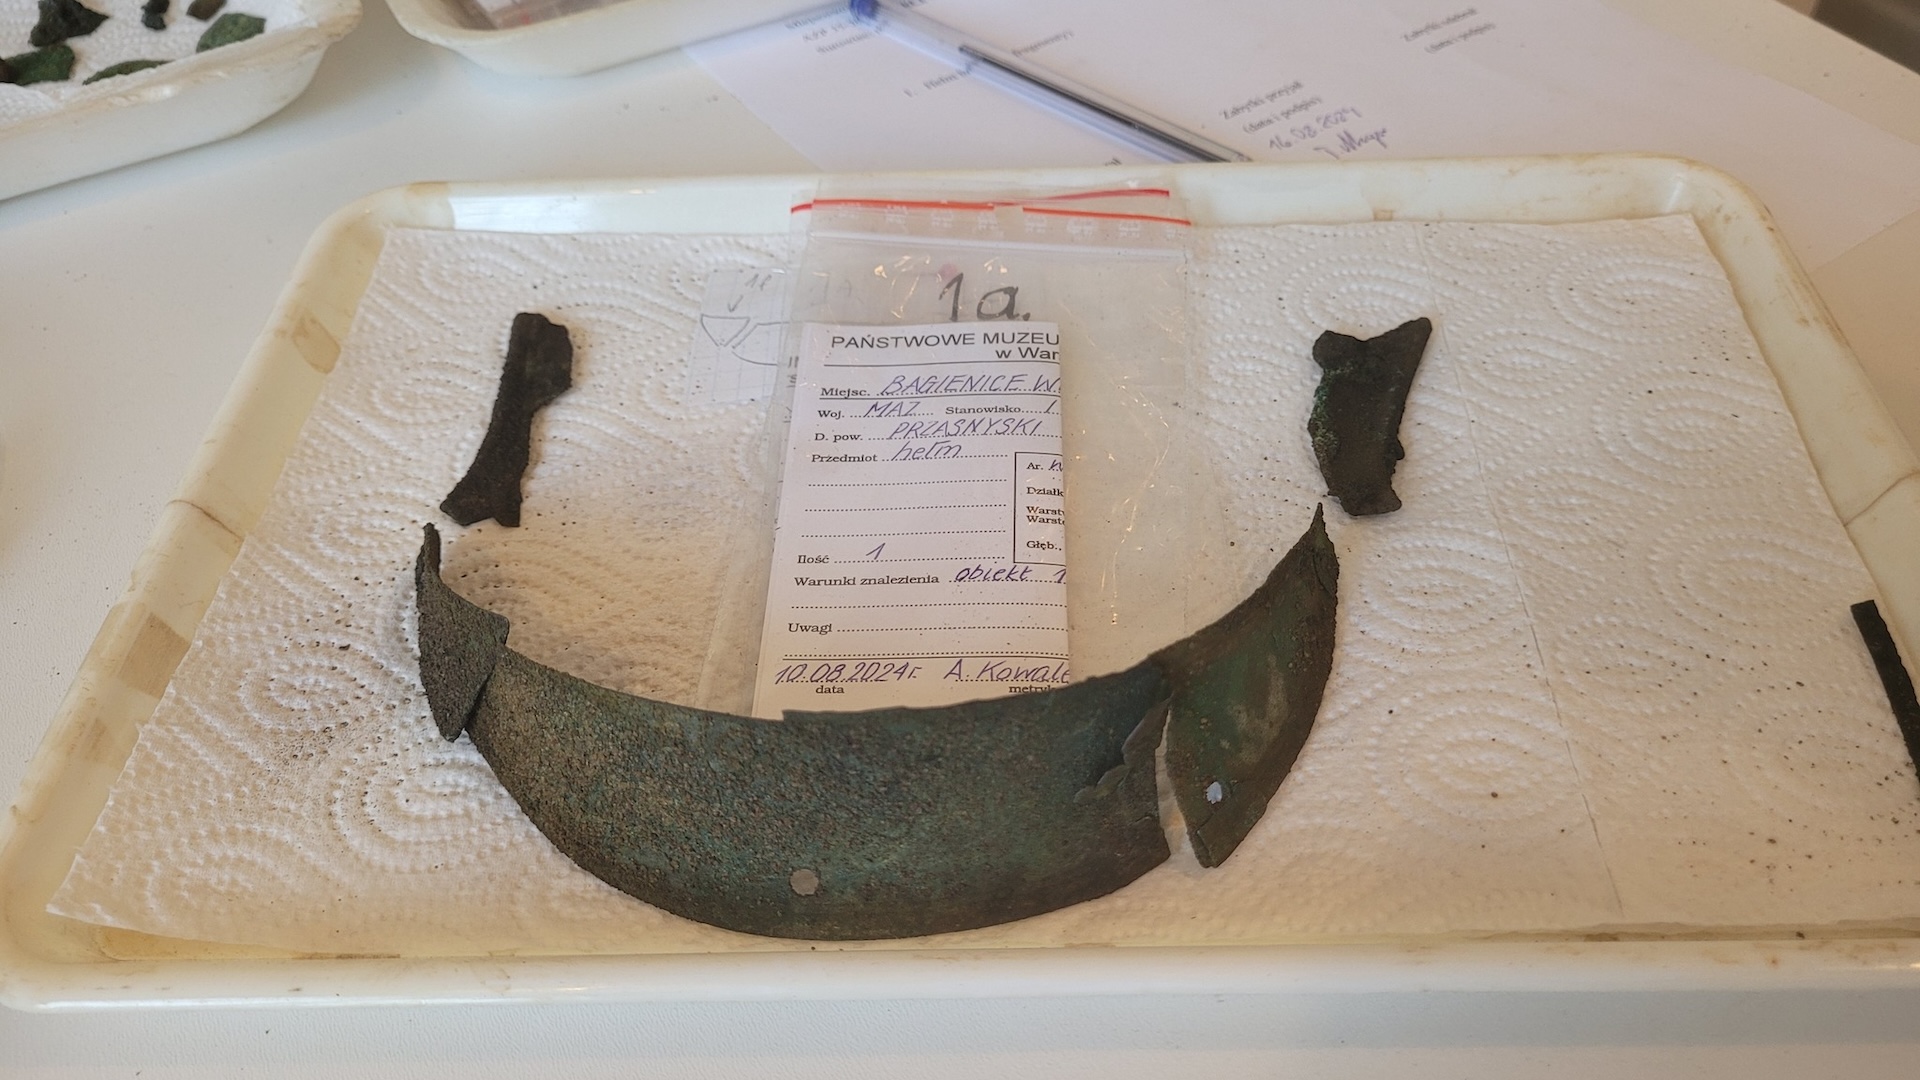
[698,180,1231,712]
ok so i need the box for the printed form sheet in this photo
[753,322,1071,717]
[689,0,1920,266]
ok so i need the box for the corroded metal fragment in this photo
[195,11,263,51]
[1,44,73,84]
[84,59,166,83]
[479,659,1170,940]
[1852,599,1920,789]
[415,524,1170,939]
[1308,317,1431,516]
[414,526,509,741]
[30,0,108,48]
[439,313,574,528]
[141,0,168,31]
[1156,505,1339,866]
[185,0,224,18]
[412,506,1339,939]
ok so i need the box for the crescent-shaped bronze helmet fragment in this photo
[413,508,1338,940]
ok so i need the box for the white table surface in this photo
[5,0,1920,1075]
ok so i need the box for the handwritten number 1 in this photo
[941,273,964,323]
[866,543,886,560]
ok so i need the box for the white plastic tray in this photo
[383,0,814,77]
[0,0,360,201]
[3,156,1918,1010]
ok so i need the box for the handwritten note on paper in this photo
[689,0,1920,266]
[686,267,790,405]
[752,322,1071,718]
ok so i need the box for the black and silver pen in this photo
[847,0,1251,164]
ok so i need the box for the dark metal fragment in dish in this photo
[1852,599,1920,788]
[141,0,168,30]
[412,504,1340,939]
[439,313,574,528]
[1308,317,1432,516]
[84,59,167,83]
[3,44,74,85]
[1157,505,1339,866]
[185,0,224,18]
[195,11,264,50]
[30,0,108,48]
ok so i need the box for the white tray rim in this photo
[3,155,1918,1010]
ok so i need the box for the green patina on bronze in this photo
[413,504,1338,939]
[439,313,574,528]
[195,11,264,51]
[30,0,108,48]
[1308,317,1432,516]
[84,59,167,83]
[3,44,75,85]
[1155,505,1339,866]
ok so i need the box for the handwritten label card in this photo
[751,322,1070,718]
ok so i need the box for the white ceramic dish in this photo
[0,0,359,201]
[382,0,814,77]
[2,156,1917,1010]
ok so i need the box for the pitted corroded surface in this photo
[439,312,574,528]
[413,510,1342,939]
[1157,506,1339,866]
[1308,316,1431,515]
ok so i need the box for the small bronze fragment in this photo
[195,11,264,50]
[185,0,225,18]
[2,44,74,85]
[439,313,574,528]
[84,59,167,83]
[1157,505,1339,866]
[1307,317,1432,516]
[1852,599,1920,790]
[29,0,108,48]
[141,0,168,30]
[413,505,1340,939]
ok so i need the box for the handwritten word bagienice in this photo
[879,371,1061,396]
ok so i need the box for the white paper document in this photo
[753,321,1070,718]
[689,0,1920,266]
[686,5,1159,171]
